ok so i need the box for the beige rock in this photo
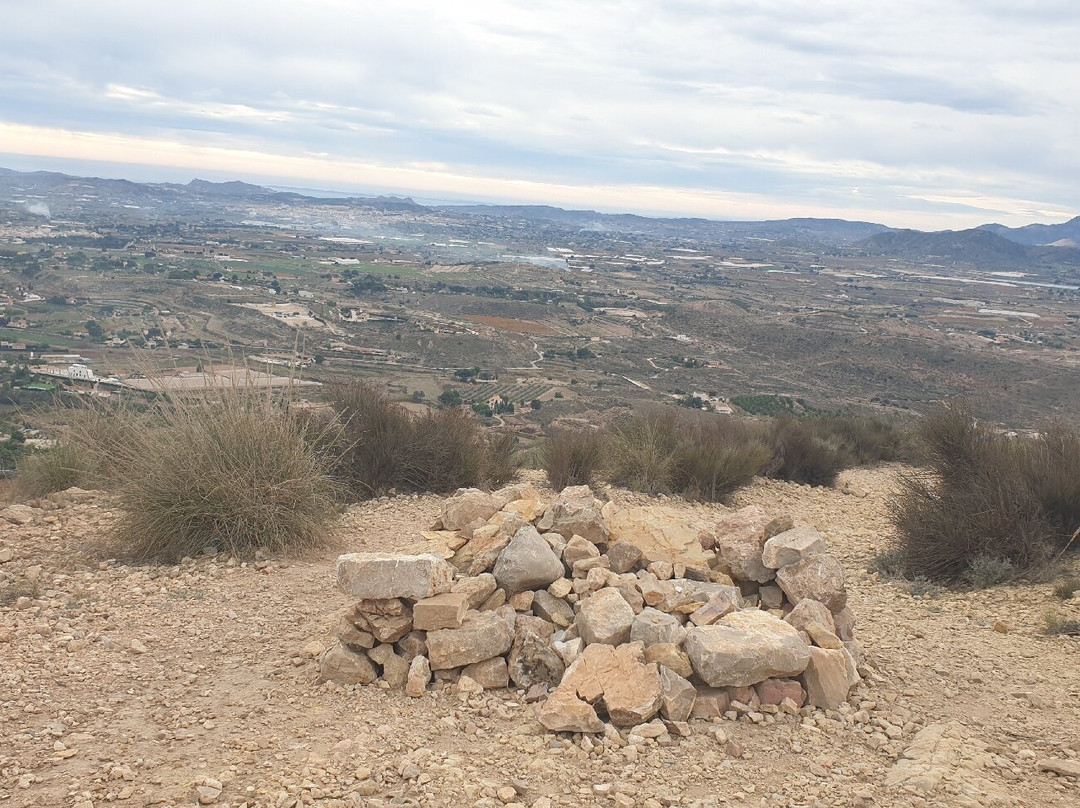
[805,621,844,650]
[0,547,13,563]
[689,592,738,626]
[378,651,410,689]
[1038,758,1080,778]
[319,643,378,685]
[394,631,427,661]
[451,573,498,609]
[501,498,546,522]
[335,621,375,650]
[577,588,635,646]
[532,590,574,627]
[537,642,662,731]
[547,577,572,599]
[405,655,431,697]
[776,554,847,611]
[426,610,514,670]
[685,609,810,687]
[802,646,849,709]
[441,489,499,531]
[658,667,696,723]
[2,504,36,525]
[463,656,510,689]
[784,598,836,634]
[644,642,693,680]
[539,485,610,545]
[630,608,686,647]
[759,584,784,610]
[713,505,774,583]
[563,535,601,567]
[413,593,470,631]
[762,526,827,569]
[398,530,467,560]
[605,505,712,570]
[337,553,454,600]
[508,590,535,611]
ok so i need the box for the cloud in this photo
[0,1,1077,228]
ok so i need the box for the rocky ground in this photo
[1,466,1079,808]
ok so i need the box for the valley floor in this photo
[1,468,1078,807]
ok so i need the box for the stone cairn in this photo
[321,484,861,735]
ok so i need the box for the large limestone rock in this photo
[802,646,850,709]
[352,598,414,643]
[405,655,431,697]
[398,530,468,560]
[441,489,500,531]
[337,553,454,600]
[713,505,775,583]
[776,554,848,611]
[532,590,574,627]
[319,643,378,685]
[538,486,610,546]
[762,526,827,569]
[604,505,712,570]
[644,642,693,679]
[426,611,514,670]
[577,588,635,646]
[685,609,811,687]
[629,607,686,648]
[536,642,662,731]
[451,573,498,610]
[493,526,565,595]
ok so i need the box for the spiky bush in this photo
[541,428,606,491]
[889,403,1080,586]
[13,443,94,499]
[108,387,340,561]
[767,414,853,487]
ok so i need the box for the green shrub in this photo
[1052,576,1079,600]
[672,416,772,501]
[14,443,93,499]
[328,381,517,498]
[812,414,913,465]
[767,415,852,487]
[108,386,340,561]
[607,411,679,494]
[541,428,605,491]
[963,555,1019,589]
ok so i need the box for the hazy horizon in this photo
[2,2,1078,230]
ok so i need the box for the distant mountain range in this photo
[1,168,1078,268]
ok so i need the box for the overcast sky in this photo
[1,0,1078,229]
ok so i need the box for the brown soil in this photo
[1,467,1078,807]
[464,315,559,335]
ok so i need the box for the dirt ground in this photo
[1,467,1078,808]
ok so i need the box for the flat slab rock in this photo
[885,723,1021,805]
[604,505,712,569]
[336,553,454,600]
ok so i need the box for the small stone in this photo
[451,572,498,609]
[658,667,696,722]
[1038,758,1080,778]
[320,643,378,685]
[509,590,535,612]
[630,607,686,647]
[0,547,13,563]
[647,560,674,580]
[532,590,574,627]
[689,592,738,626]
[563,534,601,567]
[643,642,693,679]
[993,620,1011,634]
[426,610,514,670]
[405,655,432,697]
[775,554,847,612]
[801,646,850,709]
[130,639,148,654]
[762,526,827,569]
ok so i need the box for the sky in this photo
[1,0,1078,230]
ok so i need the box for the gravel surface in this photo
[2,468,1078,807]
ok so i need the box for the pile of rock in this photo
[321,484,862,734]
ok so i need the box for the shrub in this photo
[607,411,679,495]
[108,385,340,561]
[767,415,852,487]
[813,414,913,465]
[671,416,772,501]
[328,381,517,498]
[541,428,605,491]
[889,402,1080,586]
[1052,576,1079,600]
[13,443,93,499]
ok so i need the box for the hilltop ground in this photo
[1,467,1078,808]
